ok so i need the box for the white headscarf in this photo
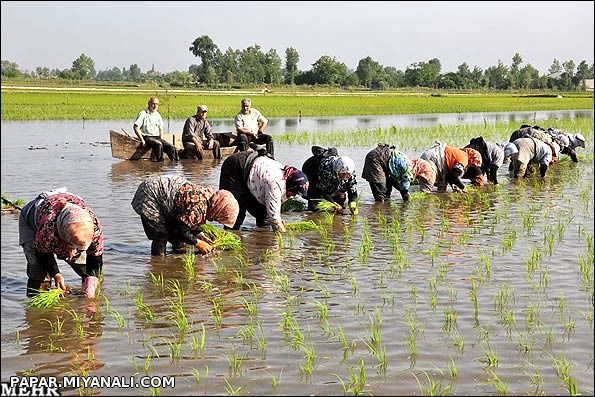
[334,156,355,176]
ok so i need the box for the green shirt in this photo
[134,108,164,137]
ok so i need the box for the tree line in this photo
[2,34,594,91]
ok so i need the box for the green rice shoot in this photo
[200,224,243,252]
[314,199,340,212]
[285,220,320,232]
[27,288,65,308]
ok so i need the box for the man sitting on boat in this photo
[180,104,222,159]
[133,96,179,162]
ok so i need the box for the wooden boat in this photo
[109,129,237,160]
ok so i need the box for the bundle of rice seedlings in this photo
[314,199,340,212]
[285,220,319,232]
[200,224,243,252]
[27,288,65,308]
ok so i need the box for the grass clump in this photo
[314,199,341,212]
[27,288,65,308]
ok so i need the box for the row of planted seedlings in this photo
[275,116,594,155]
[16,153,592,395]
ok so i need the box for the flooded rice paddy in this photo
[1,117,593,396]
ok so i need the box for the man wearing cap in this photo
[182,104,221,159]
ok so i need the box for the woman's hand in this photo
[195,240,213,254]
[53,273,66,291]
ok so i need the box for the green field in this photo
[1,87,593,120]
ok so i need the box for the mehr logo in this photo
[1,376,60,396]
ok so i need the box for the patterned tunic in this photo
[33,193,104,260]
[318,156,358,197]
[131,176,214,244]
[247,156,286,228]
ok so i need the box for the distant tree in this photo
[438,72,461,89]
[1,60,22,78]
[509,52,523,89]
[518,64,539,89]
[129,64,142,82]
[238,45,266,84]
[484,60,509,89]
[285,47,299,84]
[548,59,562,75]
[219,48,241,85]
[383,66,404,88]
[456,63,472,89]
[189,35,221,83]
[311,55,349,85]
[355,56,383,88]
[264,49,283,84]
[205,65,218,87]
[165,70,192,86]
[562,60,575,89]
[470,66,484,89]
[343,72,359,88]
[71,53,96,79]
[574,60,591,88]
[35,66,50,78]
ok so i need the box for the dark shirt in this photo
[182,116,214,144]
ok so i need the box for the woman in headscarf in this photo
[420,141,481,193]
[219,150,309,232]
[132,175,239,256]
[461,147,485,187]
[362,144,413,201]
[464,136,505,184]
[19,188,104,298]
[410,158,438,193]
[308,155,359,214]
[506,137,553,178]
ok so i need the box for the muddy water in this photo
[1,120,593,396]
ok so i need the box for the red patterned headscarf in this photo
[207,190,239,228]
[463,148,482,167]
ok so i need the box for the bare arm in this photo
[258,118,268,134]
[133,124,146,146]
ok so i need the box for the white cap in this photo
[504,142,518,158]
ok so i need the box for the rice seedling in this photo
[236,322,256,347]
[191,365,209,391]
[256,324,267,353]
[227,347,243,376]
[442,308,458,333]
[333,359,370,396]
[166,337,183,363]
[530,370,544,395]
[110,308,127,328]
[314,199,340,212]
[41,316,65,336]
[484,369,508,395]
[181,248,196,281]
[448,355,458,379]
[516,332,535,354]
[27,288,65,308]
[144,354,151,375]
[269,368,282,391]
[501,309,517,338]
[451,331,465,354]
[562,318,576,340]
[501,226,517,253]
[200,223,243,252]
[285,220,319,232]
[298,342,317,376]
[210,298,223,329]
[410,284,418,306]
[412,370,451,396]
[167,299,189,332]
[223,378,244,396]
[478,342,499,368]
[191,324,206,356]
[148,272,164,292]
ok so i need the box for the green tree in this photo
[264,49,283,84]
[484,60,509,89]
[548,58,562,75]
[189,35,221,83]
[355,56,383,88]
[35,66,50,79]
[129,64,142,82]
[239,45,266,84]
[562,60,575,89]
[71,53,96,80]
[311,55,348,85]
[574,60,591,88]
[456,63,472,89]
[518,64,539,89]
[509,52,523,89]
[1,60,22,78]
[285,47,299,84]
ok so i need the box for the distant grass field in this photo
[1,87,593,120]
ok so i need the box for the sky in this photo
[1,1,593,75]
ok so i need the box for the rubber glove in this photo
[349,201,359,215]
[195,240,213,254]
[84,276,99,298]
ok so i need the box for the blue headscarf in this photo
[388,151,413,191]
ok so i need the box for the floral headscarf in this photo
[388,151,413,191]
[56,203,93,248]
[463,148,482,168]
[207,190,239,228]
[283,166,309,197]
